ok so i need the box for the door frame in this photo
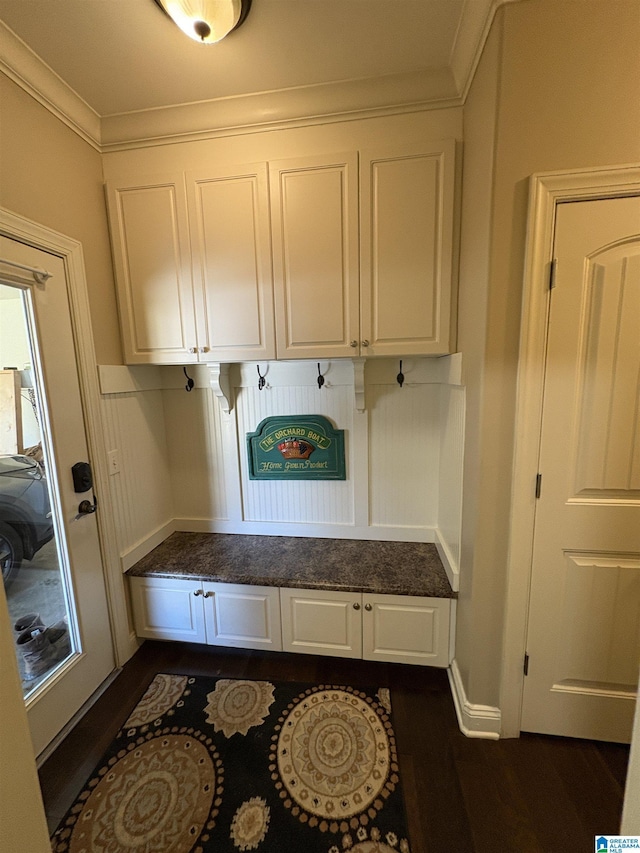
[500,163,640,737]
[0,206,136,669]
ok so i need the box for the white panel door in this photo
[270,153,360,359]
[280,587,362,658]
[521,196,640,742]
[360,140,455,356]
[203,582,282,651]
[187,164,276,361]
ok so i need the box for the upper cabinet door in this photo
[269,153,360,359]
[360,140,456,356]
[186,164,276,362]
[106,174,198,364]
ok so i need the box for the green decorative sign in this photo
[247,415,346,480]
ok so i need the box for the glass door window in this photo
[0,282,76,696]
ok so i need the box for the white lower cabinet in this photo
[280,588,363,658]
[129,577,452,666]
[202,581,282,651]
[280,588,452,667]
[129,577,281,651]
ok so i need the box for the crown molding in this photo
[100,69,460,151]
[0,20,101,150]
[0,1,517,151]
[450,0,523,101]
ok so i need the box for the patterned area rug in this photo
[50,673,412,853]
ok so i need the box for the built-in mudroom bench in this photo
[126,533,455,667]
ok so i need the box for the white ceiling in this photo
[0,0,467,117]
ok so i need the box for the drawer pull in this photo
[193,589,203,596]
[353,602,361,610]
[364,603,372,611]
[203,591,212,598]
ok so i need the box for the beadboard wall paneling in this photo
[100,390,173,568]
[437,384,465,590]
[368,380,439,530]
[236,373,355,526]
[100,357,463,563]
[163,385,230,523]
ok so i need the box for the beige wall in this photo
[455,13,503,698]
[0,76,122,364]
[457,0,640,708]
[0,582,51,852]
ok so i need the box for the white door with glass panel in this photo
[0,235,114,757]
[521,196,640,742]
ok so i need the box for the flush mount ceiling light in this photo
[153,0,252,44]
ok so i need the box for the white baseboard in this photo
[448,658,501,739]
[173,517,437,543]
[434,528,460,592]
[120,520,176,571]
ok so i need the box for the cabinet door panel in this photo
[280,587,362,657]
[360,141,455,355]
[129,577,206,642]
[106,176,197,363]
[203,583,282,651]
[187,165,275,361]
[270,153,359,359]
[362,593,451,666]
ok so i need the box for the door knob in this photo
[361,340,370,347]
[353,602,361,610]
[75,496,97,519]
[364,603,372,611]
[350,340,358,348]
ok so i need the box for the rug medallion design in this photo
[51,674,411,853]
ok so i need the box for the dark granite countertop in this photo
[126,532,455,599]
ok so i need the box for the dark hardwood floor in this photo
[40,641,630,851]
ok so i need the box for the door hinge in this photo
[535,473,542,499]
[549,258,558,290]
[524,653,530,676]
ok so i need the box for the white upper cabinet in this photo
[106,138,457,364]
[360,140,456,356]
[269,140,456,358]
[186,163,275,362]
[106,165,275,364]
[106,174,197,364]
[269,152,360,359]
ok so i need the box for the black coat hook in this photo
[397,360,404,388]
[183,366,194,392]
[257,364,266,390]
[317,363,325,390]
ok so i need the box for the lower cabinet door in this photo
[362,593,451,667]
[280,587,363,658]
[129,576,207,643]
[203,583,282,651]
